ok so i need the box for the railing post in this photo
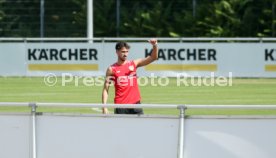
[177,105,186,158]
[29,102,37,158]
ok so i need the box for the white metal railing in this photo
[1,102,276,158]
[1,37,276,42]
[1,102,276,109]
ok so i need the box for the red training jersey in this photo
[110,60,141,104]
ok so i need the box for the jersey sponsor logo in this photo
[129,65,134,71]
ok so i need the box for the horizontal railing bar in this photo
[36,103,179,109]
[0,102,31,106]
[1,37,276,42]
[185,105,276,109]
[101,37,182,41]
[0,102,276,109]
[0,102,179,109]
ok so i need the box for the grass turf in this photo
[0,77,276,115]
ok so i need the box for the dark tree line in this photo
[0,0,276,37]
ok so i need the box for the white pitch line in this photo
[91,108,102,113]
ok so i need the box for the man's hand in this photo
[148,38,158,46]
[102,107,109,114]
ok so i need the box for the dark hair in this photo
[115,41,130,50]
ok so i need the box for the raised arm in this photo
[134,38,158,68]
[102,67,113,114]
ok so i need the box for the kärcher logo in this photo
[265,49,276,61]
[28,48,98,61]
[145,48,216,61]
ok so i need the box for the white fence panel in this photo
[184,118,276,158]
[36,114,179,158]
[0,114,31,158]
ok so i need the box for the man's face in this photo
[116,47,129,61]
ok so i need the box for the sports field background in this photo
[0,77,276,115]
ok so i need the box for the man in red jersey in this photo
[102,39,158,114]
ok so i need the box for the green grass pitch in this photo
[0,77,276,115]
